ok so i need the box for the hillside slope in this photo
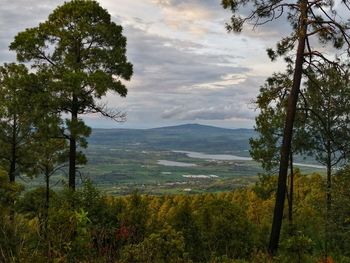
[88,124,256,154]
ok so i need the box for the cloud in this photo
[162,104,256,121]
[0,0,276,129]
[153,0,220,10]
[159,74,262,122]
[123,25,250,94]
[151,0,220,36]
[0,0,65,63]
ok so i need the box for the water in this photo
[173,150,325,169]
[293,162,325,169]
[158,160,197,167]
[173,150,252,161]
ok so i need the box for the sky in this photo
[0,0,291,129]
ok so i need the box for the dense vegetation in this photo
[2,167,350,262]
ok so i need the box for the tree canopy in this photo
[10,0,133,190]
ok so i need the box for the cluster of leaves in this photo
[1,168,350,262]
[250,65,350,174]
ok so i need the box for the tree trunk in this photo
[326,142,332,209]
[9,115,17,183]
[45,167,51,260]
[268,0,308,255]
[288,153,294,230]
[325,139,332,260]
[68,95,78,190]
[45,167,50,216]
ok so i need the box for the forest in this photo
[1,0,350,262]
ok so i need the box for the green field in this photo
[82,146,261,194]
[25,124,325,194]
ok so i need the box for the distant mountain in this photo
[150,123,235,132]
[88,124,256,155]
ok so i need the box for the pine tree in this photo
[10,0,133,190]
[222,0,350,254]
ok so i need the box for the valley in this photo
[79,124,324,194]
[25,124,325,194]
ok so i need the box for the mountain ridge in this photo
[89,124,256,154]
[92,123,254,132]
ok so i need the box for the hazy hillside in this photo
[88,124,256,155]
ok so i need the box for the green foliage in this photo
[0,169,23,210]
[0,169,25,262]
[120,225,189,263]
[250,65,350,258]
[71,208,92,260]
[249,72,311,172]
[280,232,314,263]
[302,67,350,167]
[120,192,149,243]
[330,166,350,256]
[1,172,350,262]
[10,0,133,189]
[169,199,204,261]
[16,187,56,219]
[197,199,255,260]
[251,66,350,190]
[0,63,38,182]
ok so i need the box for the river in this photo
[173,150,325,169]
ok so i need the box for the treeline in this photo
[1,168,350,262]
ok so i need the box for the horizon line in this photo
[90,123,255,130]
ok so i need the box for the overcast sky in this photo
[0,0,290,129]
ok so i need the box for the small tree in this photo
[250,72,310,226]
[0,63,36,183]
[10,0,133,190]
[301,66,350,256]
[251,65,350,257]
[301,66,350,203]
[29,113,68,224]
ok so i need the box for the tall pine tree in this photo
[222,0,350,254]
[10,0,133,190]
